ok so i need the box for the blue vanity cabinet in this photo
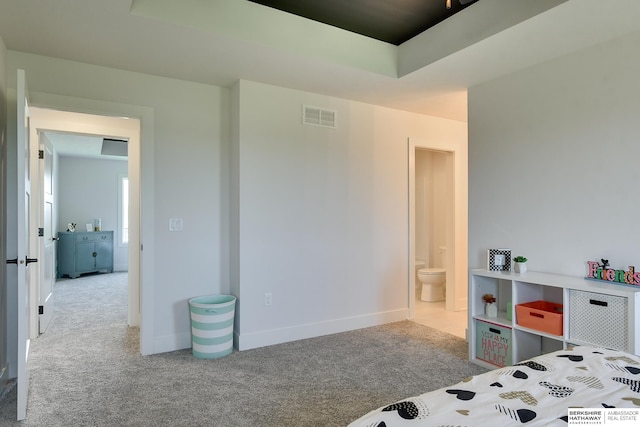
[57,231,114,278]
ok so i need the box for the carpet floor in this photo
[0,273,486,426]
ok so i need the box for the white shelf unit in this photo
[469,269,640,370]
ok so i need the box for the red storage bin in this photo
[515,300,563,335]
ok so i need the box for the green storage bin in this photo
[475,320,512,367]
[188,295,236,359]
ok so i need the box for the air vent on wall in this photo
[303,105,336,128]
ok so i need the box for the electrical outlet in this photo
[264,293,273,307]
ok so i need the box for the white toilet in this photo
[418,268,446,302]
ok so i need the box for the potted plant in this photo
[513,256,528,274]
[483,293,498,317]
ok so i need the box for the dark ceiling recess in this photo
[248,0,479,45]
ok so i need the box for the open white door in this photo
[38,135,55,333]
[16,69,35,421]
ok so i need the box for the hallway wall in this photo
[57,156,129,272]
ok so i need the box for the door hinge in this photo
[38,227,44,237]
[38,149,44,159]
[38,305,44,315]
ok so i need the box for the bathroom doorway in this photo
[408,138,468,339]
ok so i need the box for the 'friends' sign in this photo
[586,260,640,286]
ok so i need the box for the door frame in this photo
[26,92,155,355]
[408,137,468,318]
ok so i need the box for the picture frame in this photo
[488,248,511,271]
[86,224,93,232]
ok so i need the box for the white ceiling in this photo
[2,0,640,128]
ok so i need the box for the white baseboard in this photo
[236,309,409,351]
[152,331,192,355]
[147,309,409,355]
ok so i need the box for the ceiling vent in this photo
[303,105,336,128]
[101,138,128,157]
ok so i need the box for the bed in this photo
[348,346,640,426]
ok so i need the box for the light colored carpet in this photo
[0,272,486,426]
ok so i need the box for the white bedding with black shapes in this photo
[348,346,640,426]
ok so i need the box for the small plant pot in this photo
[514,262,527,274]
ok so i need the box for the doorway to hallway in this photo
[29,106,142,342]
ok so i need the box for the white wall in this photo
[57,156,129,271]
[468,30,640,277]
[7,51,227,354]
[233,80,467,350]
[415,150,450,270]
[415,150,433,267]
[5,52,466,355]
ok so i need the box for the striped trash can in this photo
[188,295,236,359]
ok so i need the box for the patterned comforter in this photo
[348,346,640,426]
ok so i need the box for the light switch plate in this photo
[169,218,183,231]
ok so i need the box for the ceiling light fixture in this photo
[446,0,452,9]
